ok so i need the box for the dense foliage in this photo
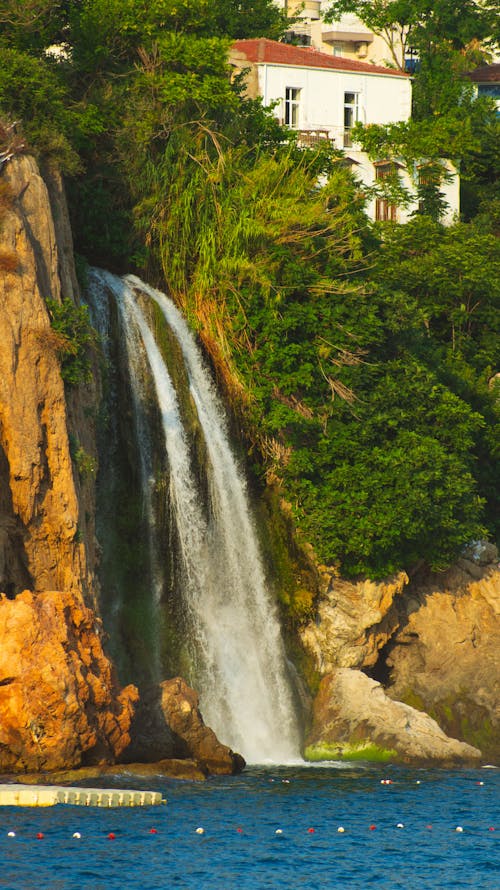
[0,0,498,578]
[45,297,94,384]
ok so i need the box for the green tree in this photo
[323,1,500,72]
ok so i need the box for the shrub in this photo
[45,297,94,385]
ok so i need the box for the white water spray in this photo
[91,269,301,763]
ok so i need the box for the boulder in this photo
[159,678,245,775]
[305,669,481,765]
[0,589,138,773]
[122,677,246,775]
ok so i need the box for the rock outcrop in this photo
[0,153,136,776]
[119,679,246,776]
[301,546,500,763]
[0,589,138,773]
[300,571,408,672]
[158,678,245,775]
[386,550,500,760]
[0,155,93,600]
[305,669,481,765]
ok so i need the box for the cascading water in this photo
[88,268,302,763]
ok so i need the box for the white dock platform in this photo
[0,784,165,807]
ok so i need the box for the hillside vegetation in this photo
[0,0,498,579]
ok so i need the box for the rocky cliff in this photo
[0,153,244,777]
[0,153,139,772]
[301,546,499,764]
[0,589,137,772]
[0,155,92,600]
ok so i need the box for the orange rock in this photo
[0,589,138,773]
[159,678,245,775]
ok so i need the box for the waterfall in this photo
[89,269,301,764]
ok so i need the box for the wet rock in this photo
[306,669,481,766]
[5,758,208,785]
[159,678,245,775]
[122,678,246,776]
[0,589,138,773]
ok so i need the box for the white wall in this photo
[347,151,460,224]
[257,63,411,148]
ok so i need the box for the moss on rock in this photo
[304,741,398,763]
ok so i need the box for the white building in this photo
[230,38,459,224]
[274,1,408,70]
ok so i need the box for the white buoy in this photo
[7,831,15,837]
[396,823,404,829]
[456,826,464,832]
[195,827,205,835]
[275,829,283,835]
[337,826,345,833]
[72,832,82,839]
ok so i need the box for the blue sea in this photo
[1,764,498,889]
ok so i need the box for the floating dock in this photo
[0,784,165,807]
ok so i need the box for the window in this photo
[375,162,397,222]
[343,92,359,147]
[333,44,343,56]
[285,87,301,128]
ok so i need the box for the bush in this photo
[45,297,94,385]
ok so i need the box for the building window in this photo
[343,92,359,147]
[375,162,397,222]
[285,87,301,128]
[333,44,343,56]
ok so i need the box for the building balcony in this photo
[297,129,332,147]
[293,127,360,150]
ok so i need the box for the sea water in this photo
[1,765,498,889]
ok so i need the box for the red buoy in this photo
[36,832,44,840]
[108,832,116,840]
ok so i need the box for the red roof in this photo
[232,38,408,78]
[465,63,500,83]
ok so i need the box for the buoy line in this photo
[6,822,497,840]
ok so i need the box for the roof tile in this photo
[232,38,408,78]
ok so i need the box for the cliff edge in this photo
[0,153,137,772]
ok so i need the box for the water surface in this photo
[1,765,498,889]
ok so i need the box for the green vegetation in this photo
[45,297,95,385]
[304,741,398,762]
[0,0,498,581]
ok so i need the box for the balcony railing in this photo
[297,129,332,147]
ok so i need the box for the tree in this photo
[323,1,500,72]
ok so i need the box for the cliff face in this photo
[0,154,243,777]
[0,589,137,772]
[301,546,500,763]
[0,154,137,773]
[386,551,500,760]
[0,155,91,599]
